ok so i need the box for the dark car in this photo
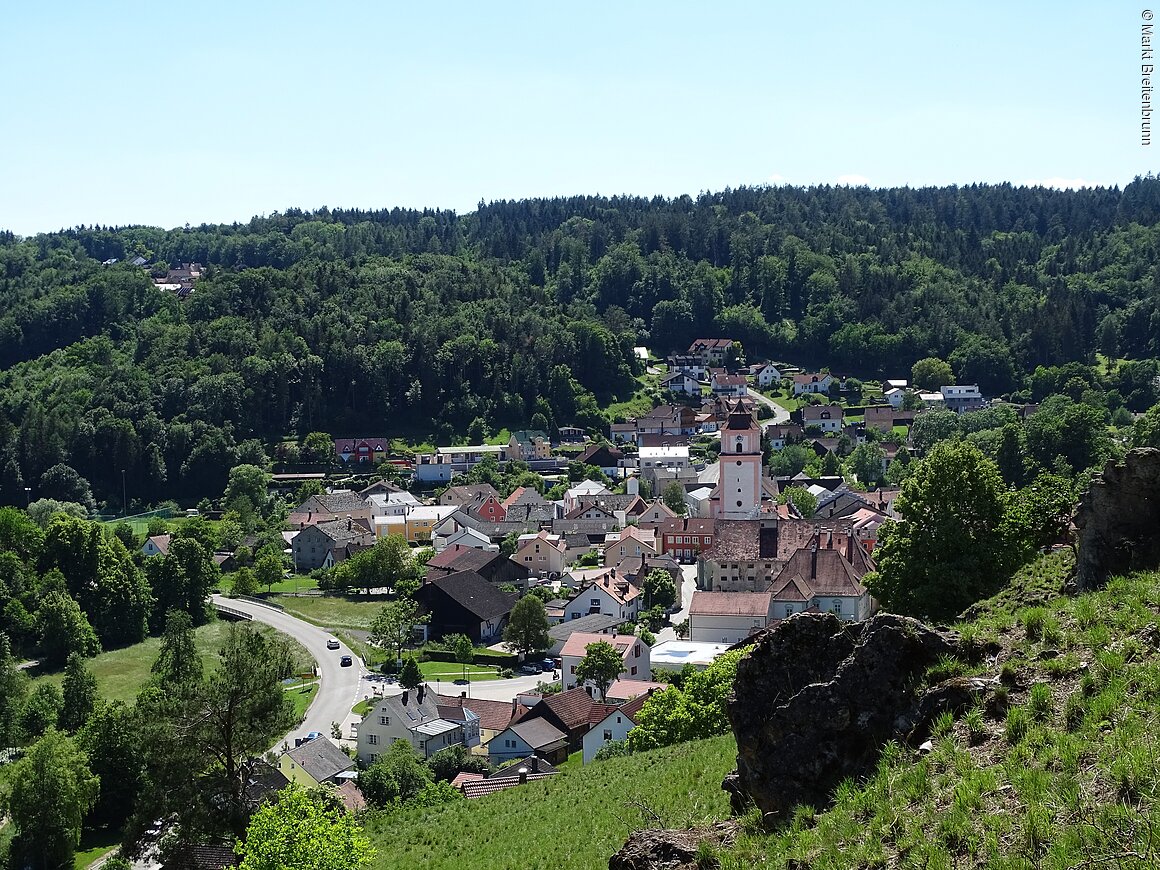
[340,655,353,667]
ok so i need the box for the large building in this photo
[711,403,764,520]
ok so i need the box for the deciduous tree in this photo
[237,784,375,870]
[502,596,550,658]
[574,641,624,701]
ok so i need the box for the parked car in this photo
[326,638,340,650]
[340,655,353,667]
[539,658,556,672]
[518,665,539,675]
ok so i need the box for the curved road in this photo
[211,595,364,749]
[748,388,791,426]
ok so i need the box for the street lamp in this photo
[23,487,31,508]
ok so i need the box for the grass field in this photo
[271,594,386,630]
[30,619,314,703]
[248,575,320,595]
[286,681,319,721]
[364,735,736,870]
[418,661,500,683]
[73,825,121,868]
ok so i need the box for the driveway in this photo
[210,595,364,750]
[749,389,791,426]
[653,563,699,644]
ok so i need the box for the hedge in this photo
[421,648,517,666]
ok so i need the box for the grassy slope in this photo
[717,551,1160,869]
[30,620,315,703]
[270,594,385,630]
[364,735,736,870]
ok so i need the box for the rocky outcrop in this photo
[725,612,959,820]
[608,824,736,870]
[1074,448,1160,591]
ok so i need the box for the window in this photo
[590,598,600,607]
[603,729,613,740]
[369,753,378,763]
[367,734,378,745]
[571,612,581,619]
[570,665,576,674]
[630,666,637,676]
[832,600,842,614]
[634,645,640,658]
[380,716,390,726]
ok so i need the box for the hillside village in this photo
[156,336,1015,800]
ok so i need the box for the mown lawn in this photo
[245,575,320,595]
[73,824,122,868]
[364,735,735,870]
[31,620,314,703]
[418,661,500,683]
[271,594,387,630]
[286,681,319,721]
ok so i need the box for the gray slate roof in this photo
[283,736,354,783]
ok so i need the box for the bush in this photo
[422,648,515,667]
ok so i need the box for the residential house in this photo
[634,405,699,441]
[572,493,648,526]
[638,445,690,472]
[710,370,749,397]
[492,687,618,759]
[292,518,374,572]
[508,430,552,462]
[439,483,502,507]
[575,443,625,479]
[884,379,909,392]
[918,391,946,408]
[547,612,623,656]
[863,405,916,433]
[557,425,587,443]
[801,404,844,434]
[603,526,658,569]
[488,718,571,765]
[885,387,908,408]
[765,423,804,450]
[792,373,835,396]
[277,736,354,788]
[141,534,172,557]
[656,517,716,562]
[435,524,496,554]
[614,553,682,602]
[404,505,458,544]
[361,479,406,498]
[563,480,612,513]
[561,531,601,565]
[940,384,986,414]
[605,679,668,703]
[768,530,875,621]
[426,548,529,587]
[754,363,783,388]
[436,694,521,756]
[636,498,679,529]
[563,570,642,622]
[688,591,775,644]
[582,692,654,763]
[334,438,390,465]
[697,518,822,592]
[462,757,559,797]
[561,630,651,693]
[292,491,373,526]
[366,489,421,518]
[512,531,568,576]
[414,573,518,643]
[356,684,476,763]
[659,371,700,396]
[687,338,736,368]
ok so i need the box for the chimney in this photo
[530,756,540,773]
[810,544,818,580]
[846,532,854,562]
[402,690,409,706]
[418,685,426,704]
[612,627,618,639]
[518,766,528,784]
[461,691,467,699]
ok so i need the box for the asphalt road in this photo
[210,594,363,749]
[749,388,791,426]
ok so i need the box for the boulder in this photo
[608,824,735,870]
[725,612,958,820]
[1074,448,1160,591]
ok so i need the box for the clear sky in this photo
[0,1,1148,235]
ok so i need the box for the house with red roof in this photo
[581,691,657,763]
[560,630,650,694]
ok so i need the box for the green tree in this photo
[847,442,886,486]
[7,728,99,870]
[231,566,260,597]
[77,700,143,825]
[38,463,96,512]
[448,633,474,683]
[254,549,286,593]
[151,609,204,690]
[865,441,1022,622]
[369,598,426,665]
[36,590,100,666]
[911,357,954,391]
[0,633,29,748]
[237,784,375,870]
[574,641,624,701]
[627,648,746,751]
[661,481,687,515]
[223,463,272,524]
[770,444,815,477]
[332,534,419,596]
[908,410,961,454]
[641,568,677,611]
[21,682,63,738]
[358,739,432,807]
[301,432,334,464]
[146,536,218,629]
[779,486,818,518]
[399,655,422,690]
[502,596,550,658]
[59,653,98,732]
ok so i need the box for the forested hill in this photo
[3,179,1160,507]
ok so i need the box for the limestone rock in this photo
[725,612,958,820]
[1074,448,1160,591]
[608,823,735,870]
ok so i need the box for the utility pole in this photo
[121,469,127,518]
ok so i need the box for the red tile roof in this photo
[689,591,773,617]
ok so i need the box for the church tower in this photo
[716,402,763,519]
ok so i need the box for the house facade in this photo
[356,685,476,763]
[688,591,775,644]
[560,631,651,693]
[564,571,642,622]
[512,531,567,576]
[793,373,835,396]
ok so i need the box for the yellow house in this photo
[277,736,354,788]
[404,505,457,544]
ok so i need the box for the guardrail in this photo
[236,595,285,611]
[215,603,253,621]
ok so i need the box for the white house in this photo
[564,570,642,622]
[710,371,749,397]
[355,684,477,763]
[792,373,834,396]
[366,490,421,517]
[582,692,654,763]
[802,404,844,433]
[560,631,651,693]
[602,526,657,568]
[688,591,775,644]
[638,446,690,471]
[141,534,171,557]
[564,480,611,513]
[659,371,699,396]
[754,364,782,388]
[940,384,986,414]
[885,388,907,408]
[439,525,497,554]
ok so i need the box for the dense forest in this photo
[4,179,1160,508]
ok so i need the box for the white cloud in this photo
[768,173,787,184]
[1018,177,1102,189]
[835,174,870,186]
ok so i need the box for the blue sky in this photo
[0,1,1145,234]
